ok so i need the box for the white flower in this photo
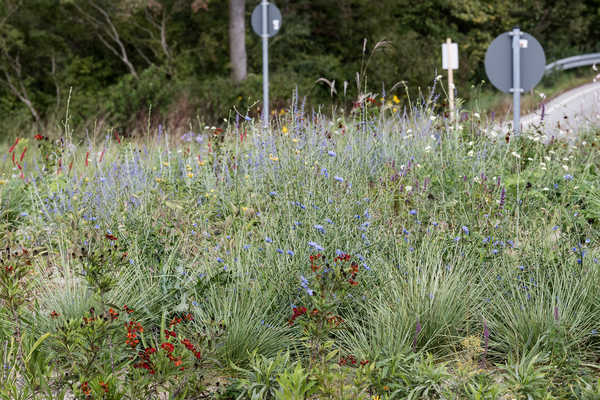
[511,152,521,159]
[424,146,432,152]
[467,150,474,157]
[473,112,480,119]
[405,185,413,192]
[562,165,569,171]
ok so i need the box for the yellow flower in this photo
[0,179,7,185]
[292,138,299,143]
[84,177,89,183]
[155,178,162,183]
[282,125,288,134]
[372,396,381,400]
[393,107,398,113]
[269,154,279,162]
[186,165,192,171]
[162,162,169,167]
[393,94,401,104]
[198,160,206,166]
[187,173,194,178]
[279,109,286,115]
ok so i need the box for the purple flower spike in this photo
[554,305,559,321]
[413,318,422,352]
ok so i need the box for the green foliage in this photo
[500,346,554,400]
[1,0,600,130]
[275,362,317,400]
[230,350,291,400]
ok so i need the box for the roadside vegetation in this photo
[1,83,600,399]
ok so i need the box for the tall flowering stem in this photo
[290,252,363,367]
[0,243,35,374]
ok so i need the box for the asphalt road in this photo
[520,80,600,141]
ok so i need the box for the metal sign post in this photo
[485,28,545,136]
[251,1,282,129]
[510,28,523,135]
[261,0,268,128]
[442,38,458,121]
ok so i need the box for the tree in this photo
[229,0,246,83]
[67,0,140,79]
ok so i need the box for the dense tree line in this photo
[1,0,599,133]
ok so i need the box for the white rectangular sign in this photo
[442,42,459,70]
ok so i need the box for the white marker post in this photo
[442,38,458,121]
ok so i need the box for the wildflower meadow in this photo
[1,89,600,399]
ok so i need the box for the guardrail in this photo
[545,53,600,74]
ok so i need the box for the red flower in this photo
[34,134,44,140]
[161,342,174,353]
[81,382,91,396]
[8,138,19,153]
[165,329,177,338]
[289,306,308,326]
[348,278,358,286]
[360,359,370,366]
[50,310,59,318]
[109,308,119,320]
[99,381,109,393]
[105,233,117,241]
